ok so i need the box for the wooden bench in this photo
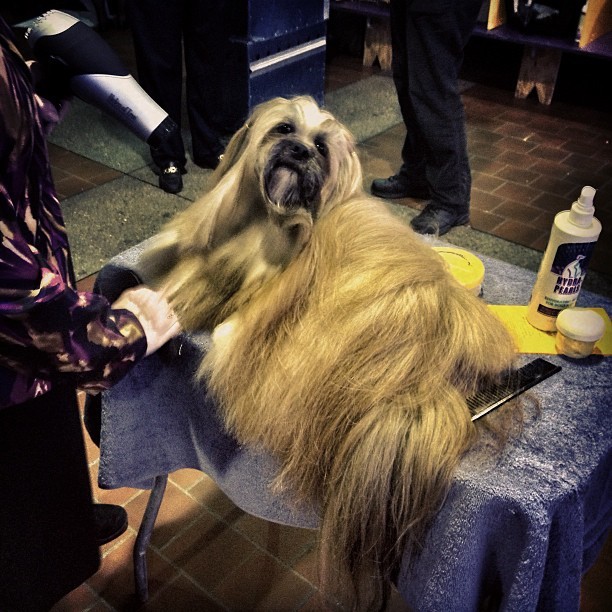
[329,0,612,105]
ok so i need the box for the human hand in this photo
[112,286,181,356]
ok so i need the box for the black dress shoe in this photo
[93,503,128,546]
[410,203,470,236]
[371,174,430,199]
[158,162,184,194]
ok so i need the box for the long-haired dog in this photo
[141,96,520,610]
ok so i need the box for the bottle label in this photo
[536,241,596,315]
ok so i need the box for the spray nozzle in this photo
[569,185,596,228]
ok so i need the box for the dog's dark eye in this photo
[315,138,328,157]
[275,123,294,135]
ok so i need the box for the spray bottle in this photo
[25,10,178,149]
[526,186,601,331]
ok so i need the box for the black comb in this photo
[468,358,562,421]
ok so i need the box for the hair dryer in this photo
[25,10,178,149]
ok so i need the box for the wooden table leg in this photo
[363,16,392,71]
[515,45,563,105]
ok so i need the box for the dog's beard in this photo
[263,139,326,214]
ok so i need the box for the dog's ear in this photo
[209,122,250,186]
[214,97,289,182]
[319,123,364,207]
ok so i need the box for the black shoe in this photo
[371,174,430,199]
[410,203,470,236]
[193,153,224,170]
[93,503,128,546]
[158,162,184,194]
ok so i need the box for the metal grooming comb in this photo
[468,358,562,421]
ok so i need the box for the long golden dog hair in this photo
[141,96,520,611]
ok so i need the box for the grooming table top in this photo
[97,238,612,611]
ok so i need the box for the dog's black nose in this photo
[290,142,312,161]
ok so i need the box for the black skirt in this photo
[0,384,100,611]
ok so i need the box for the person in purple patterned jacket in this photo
[0,16,180,610]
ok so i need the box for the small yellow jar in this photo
[555,308,605,358]
[433,247,485,296]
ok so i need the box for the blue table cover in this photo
[97,238,611,611]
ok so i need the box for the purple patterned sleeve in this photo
[1,19,147,407]
[0,231,147,391]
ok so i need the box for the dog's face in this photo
[262,122,327,215]
[219,96,362,224]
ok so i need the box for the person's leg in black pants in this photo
[373,0,482,235]
[389,0,428,195]
[183,0,228,169]
[125,0,187,173]
[0,385,100,611]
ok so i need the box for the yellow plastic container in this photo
[555,307,605,358]
[433,247,485,296]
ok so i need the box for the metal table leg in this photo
[133,474,168,602]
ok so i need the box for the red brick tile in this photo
[492,181,540,204]
[528,158,573,178]
[559,124,607,143]
[529,234,551,252]
[493,220,544,247]
[470,188,506,213]
[567,166,612,191]
[525,132,568,149]
[523,115,565,134]
[471,172,506,193]
[187,473,241,518]
[495,135,539,154]
[162,510,259,590]
[494,122,537,141]
[145,575,225,611]
[76,273,97,292]
[169,467,206,491]
[290,547,321,586]
[470,156,506,175]
[564,152,610,175]
[529,145,572,164]
[528,192,569,214]
[230,514,317,565]
[561,138,604,157]
[212,550,315,611]
[530,175,576,198]
[467,126,505,146]
[470,209,505,233]
[50,582,100,611]
[53,175,97,199]
[494,165,540,185]
[87,532,178,609]
[124,480,206,549]
[495,149,532,168]
[488,200,542,224]
[530,210,557,231]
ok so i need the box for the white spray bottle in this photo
[526,186,601,331]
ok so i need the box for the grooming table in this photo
[94,238,612,610]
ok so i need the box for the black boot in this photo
[93,504,128,545]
